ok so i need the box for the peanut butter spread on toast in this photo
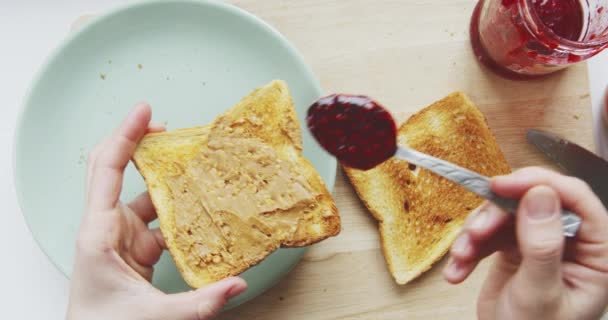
[167,117,318,271]
[133,80,340,287]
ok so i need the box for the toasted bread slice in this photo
[133,80,340,288]
[344,92,510,285]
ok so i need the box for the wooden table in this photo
[219,1,594,319]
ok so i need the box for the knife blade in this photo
[394,146,581,237]
[527,129,608,209]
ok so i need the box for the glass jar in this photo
[470,0,608,79]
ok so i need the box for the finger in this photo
[111,204,164,279]
[446,225,516,285]
[161,277,247,320]
[443,257,479,284]
[450,233,475,262]
[132,226,165,268]
[445,203,513,283]
[462,202,485,227]
[478,249,521,304]
[147,121,166,133]
[446,200,521,285]
[87,103,152,211]
[450,221,516,263]
[128,192,158,224]
[151,228,168,250]
[451,203,513,262]
[492,167,608,243]
[512,186,565,297]
[465,202,512,241]
[122,250,154,282]
[86,139,109,192]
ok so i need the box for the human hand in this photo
[443,167,608,320]
[67,104,247,320]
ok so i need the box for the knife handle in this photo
[395,146,582,237]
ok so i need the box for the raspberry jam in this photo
[307,94,397,170]
[533,0,583,40]
[471,0,608,78]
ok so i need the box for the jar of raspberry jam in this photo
[471,0,608,78]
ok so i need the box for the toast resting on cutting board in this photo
[344,92,511,285]
[133,80,340,288]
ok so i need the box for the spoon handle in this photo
[395,146,581,237]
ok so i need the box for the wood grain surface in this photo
[216,0,594,319]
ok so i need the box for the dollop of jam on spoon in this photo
[306,94,397,170]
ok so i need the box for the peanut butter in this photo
[167,118,318,273]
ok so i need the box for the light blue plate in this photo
[14,0,335,309]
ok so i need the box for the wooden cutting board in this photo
[214,1,594,319]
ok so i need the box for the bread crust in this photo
[133,80,340,287]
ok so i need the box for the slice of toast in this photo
[344,92,511,285]
[133,80,340,288]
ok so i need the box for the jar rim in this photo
[521,0,608,51]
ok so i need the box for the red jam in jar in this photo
[471,0,608,78]
[306,94,397,170]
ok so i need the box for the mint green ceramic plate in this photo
[15,0,335,309]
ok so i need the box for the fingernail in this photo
[492,174,512,184]
[523,187,558,220]
[226,281,247,298]
[135,101,150,109]
[493,174,508,181]
[447,259,461,275]
[452,234,469,256]
[470,210,488,230]
[148,121,165,128]
[133,102,148,112]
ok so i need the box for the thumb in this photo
[162,277,247,320]
[512,185,564,298]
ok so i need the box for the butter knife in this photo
[527,129,608,209]
[395,146,582,237]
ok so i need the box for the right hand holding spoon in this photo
[443,167,608,320]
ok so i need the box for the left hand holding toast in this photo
[66,103,247,320]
